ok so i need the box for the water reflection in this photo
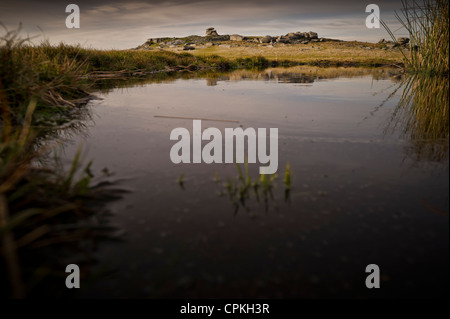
[92,66,402,91]
[178,163,291,217]
[386,73,449,163]
[59,66,448,299]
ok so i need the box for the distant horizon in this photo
[1,0,410,50]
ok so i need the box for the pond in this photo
[62,66,448,298]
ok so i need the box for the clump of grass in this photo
[83,49,231,73]
[284,163,291,201]
[216,161,291,216]
[382,0,449,75]
[0,101,125,298]
[178,173,185,189]
[1,27,125,299]
[0,27,92,126]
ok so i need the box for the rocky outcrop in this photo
[260,35,273,43]
[206,35,230,41]
[378,37,410,49]
[230,34,245,41]
[276,36,290,43]
[206,27,218,36]
[307,31,318,39]
[136,28,331,50]
[269,31,320,44]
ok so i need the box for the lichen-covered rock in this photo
[286,32,297,38]
[276,36,290,43]
[307,31,318,39]
[206,27,219,36]
[205,35,230,41]
[230,34,245,41]
[260,35,273,43]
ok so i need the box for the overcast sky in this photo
[0,0,409,49]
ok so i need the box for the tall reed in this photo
[382,0,449,75]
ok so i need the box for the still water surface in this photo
[64,67,448,298]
